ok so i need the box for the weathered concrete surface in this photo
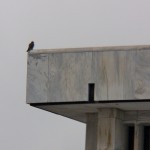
[26,45,150,122]
[85,109,127,150]
[26,46,150,150]
[27,45,150,103]
[27,54,49,103]
[85,109,148,150]
[34,102,150,123]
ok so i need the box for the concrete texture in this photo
[26,45,150,122]
[85,109,147,150]
[27,45,150,104]
[26,45,150,150]
[85,109,127,150]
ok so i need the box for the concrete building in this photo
[26,45,150,150]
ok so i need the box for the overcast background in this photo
[0,0,150,150]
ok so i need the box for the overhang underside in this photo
[30,100,150,123]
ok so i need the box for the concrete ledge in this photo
[30,45,150,54]
[31,101,150,123]
[27,45,150,122]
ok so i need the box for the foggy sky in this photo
[0,0,150,149]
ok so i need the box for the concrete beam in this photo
[27,45,150,104]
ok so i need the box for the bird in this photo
[27,41,34,52]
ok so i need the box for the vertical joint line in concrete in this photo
[47,54,50,102]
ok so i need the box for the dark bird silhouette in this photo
[27,41,34,52]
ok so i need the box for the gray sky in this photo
[0,0,150,149]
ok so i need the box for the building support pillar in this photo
[134,124,143,150]
[85,108,126,150]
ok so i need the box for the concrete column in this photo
[85,113,98,150]
[85,109,127,150]
[134,124,143,150]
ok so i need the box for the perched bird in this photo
[27,41,34,52]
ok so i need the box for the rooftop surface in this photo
[30,45,150,54]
